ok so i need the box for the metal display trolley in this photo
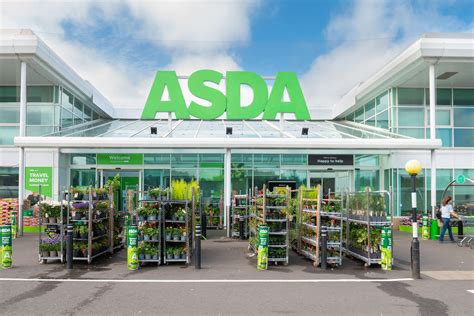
[297,186,344,266]
[343,190,392,267]
[135,195,163,266]
[67,187,115,264]
[163,199,194,264]
[231,192,249,238]
[38,193,65,263]
[249,185,290,265]
[203,195,223,229]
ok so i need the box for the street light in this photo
[405,159,422,279]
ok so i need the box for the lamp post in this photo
[405,159,422,279]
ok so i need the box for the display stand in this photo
[67,187,114,264]
[38,192,65,263]
[231,192,249,238]
[343,189,392,267]
[203,195,223,229]
[135,193,163,266]
[298,186,344,267]
[249,185,289,266]
[163,199,193,264]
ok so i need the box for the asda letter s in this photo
[141,70,311,120]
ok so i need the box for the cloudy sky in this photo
[1,0,473,110]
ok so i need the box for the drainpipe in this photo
[429,63,437,219]
[224,148,232,237]
[18,61,27,236]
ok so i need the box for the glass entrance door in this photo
[99,170,141,213]
[309,170,351,196]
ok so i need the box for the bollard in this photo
[457,219,464,241]
[201,213,207,239]
[239,215,245,240]
[195,224,201,269]
[320,226,327,270]
[66,225,73,269]
[1,224,13,268]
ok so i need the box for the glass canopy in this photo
[46,119,410,139]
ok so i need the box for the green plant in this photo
[137,207,148,217]
[173,247,181,256]
[147,207,158,216]
[79,226,88,234]
[165,227,173,236]
[95,201,109,211]
[149,187,161,198]
[166,247,174,256]
[104,174,121,192]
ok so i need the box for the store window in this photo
[231,168,252,195]
[61,88,74,111]
[0,167,19,198]
[171,154,198,168]
[453,89,474,106]
[365,101,375,118]
[399,169,425,216]
[454,169,474,204]
[398,88,424,105]
[453,129,474,147]
[398,128,425,139]
[355,155,379,167]
[70,169,96,187]
[0,126,19,145]
[144,169,170,190]
[426,169,453,207]
[281,154,307,166]
[254,169,280,189]
[61,108,74,128]
[398,108,424,127]
[27,105,56,125]
[231,153,253,168]
[199,168,224,198]
[71,154,96,165]
[426,109,451,126]
[426,88,452,106]
[355,107,364,122]
[144,154,171,165]
[280,169,306,187]
[27,126,55,136]
[0,106,19,123]
[354,170,379,192]
[27,86,54,103]
[376,110,389,129]
[454,108,474,127]
[376,91,389,113]
[171,169,197,183]
[253,154,280,168]
[0,86,19,102]
[199,154,224,168]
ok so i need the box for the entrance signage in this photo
[456,174,466,184]
[25,167,53,198]
[97,154,144,165]
[141,70,311,120]
[308,155,354,166]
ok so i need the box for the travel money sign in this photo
[141,70,311,120]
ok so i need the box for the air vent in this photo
[437,72,457,80]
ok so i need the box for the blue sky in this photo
[1,0,473,107]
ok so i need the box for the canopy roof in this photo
[15,119,441,150]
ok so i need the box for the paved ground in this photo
[0,230,473,315]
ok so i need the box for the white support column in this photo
[429,63,437,218]
[18,61,27,236]
[224,148,232,237]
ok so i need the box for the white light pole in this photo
[405,159,422,279]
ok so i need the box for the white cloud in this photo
[0,0,260,108]
[301,0,473,110]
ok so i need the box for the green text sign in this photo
[142,70,311,120]
[1,225,13,268]
[97,154,144,165]
[25,167,53,198]
[127,226,138,270]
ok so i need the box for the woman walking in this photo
[439,196,458,242]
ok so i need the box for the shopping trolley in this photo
[456,216,474,249]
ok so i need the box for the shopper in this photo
[439,196,458,242]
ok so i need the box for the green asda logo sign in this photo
[141,70,311,120]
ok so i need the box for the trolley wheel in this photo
[312,262,318,267]
[457,241,464,247]
[364,263,369,267]
[39,259,45,264]
[283,262,288,266]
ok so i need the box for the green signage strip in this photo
[97,154,144,165]
[142,70,311,120]
[25,167,53,198]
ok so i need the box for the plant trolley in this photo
[67,187,115,264]
[203,195,223,230]
[249,185,290,265]
[135,192,163,266]
[297,186,344,267]
[163,199,194,264]
[38,194,65,263]
[343,190,392,267]
[231,192,249,238]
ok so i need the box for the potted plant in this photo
[39,242,50,257]
[180,247,186,259]
[166,247,173,260]
[79,226,88,239]
[137,207,148,221]
[181,228,186,241]
[173,228,181,240]
[138,244,145,260]
[73,243,82,257]
[95,188,108,200]
[147,207,157,221]
[165,227,172,240]
[173,247,181,259]
[149,187,161,200]
[49,242,59,258]
[177,209,185,222]
[152,228,160,241]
